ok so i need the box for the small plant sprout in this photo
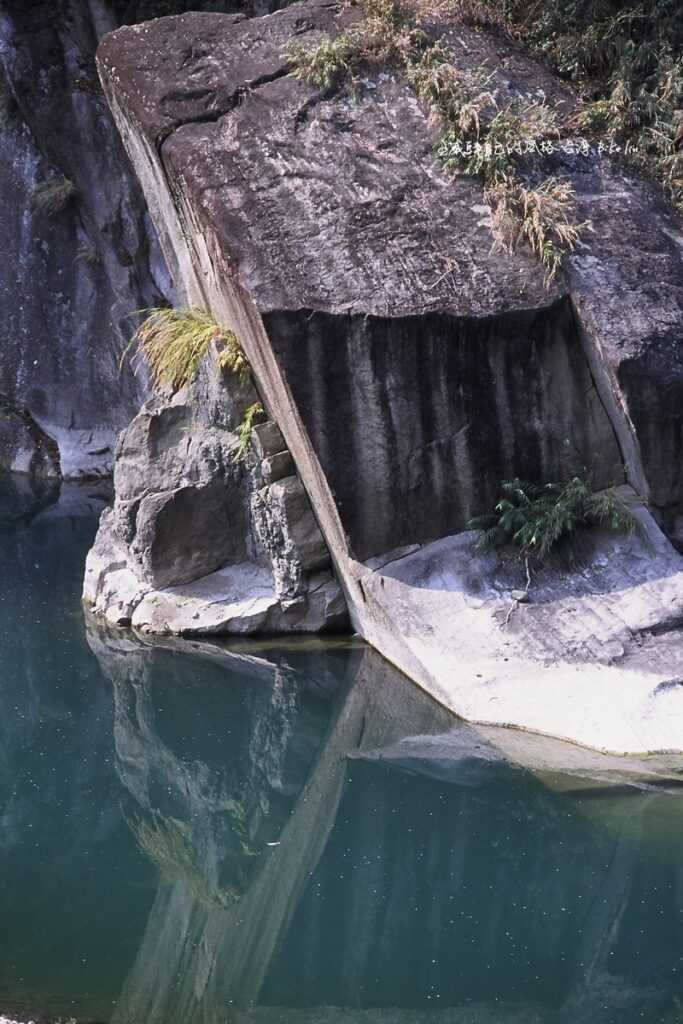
[467,476,645,561]
[30,177,78,216]
[125,307,249,392]
[233,402,265,463]
[284,33,357,90]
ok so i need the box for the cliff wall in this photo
[0,0,170,478]
[0,0,286,482]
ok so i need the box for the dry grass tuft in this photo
[285,0,588,282]
[127,306,249,391]
[284,32,358,90]
[486,176,584,284]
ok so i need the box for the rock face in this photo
[0,0,173,479]
[83,353,347,633]
[265,300,622,558]
[362,493,683,753]
[95,2,683,749]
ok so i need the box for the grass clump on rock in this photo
[128,306,249,391]
[285,32,358,89]
[485,176,584,285]
[468,476,644,561]
[285,0,683,276]
[283,0,584,283]
[233,401,265,462]
[30,177,78,216]
[447,0,683,215]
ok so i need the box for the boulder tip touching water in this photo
[89,1,683,753]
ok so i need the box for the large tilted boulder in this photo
[94,2,683,750]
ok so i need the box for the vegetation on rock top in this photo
[126,306,249,391]
[283,0,586,283]
[284,0,683,282]
[448,0,683,215]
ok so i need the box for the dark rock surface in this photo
[0,0,171,479]
[264,299,622,558]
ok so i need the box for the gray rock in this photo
[267,476,330,572]
[84,359,348,634]
[0,1,171,479]
[130,478,247,589]
[0,392,60,479]
[95,3,683,748]
[261,450,294,485]
[131,561,346,636]
[251,420,287,460]
[359,494,683,754]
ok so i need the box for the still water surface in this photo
[0,479,682,1024]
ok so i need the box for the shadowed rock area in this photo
[92,1,683,751]
[0,1,175,479]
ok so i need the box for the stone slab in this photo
[359,495,683,754]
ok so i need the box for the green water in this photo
[0,479,682,1024]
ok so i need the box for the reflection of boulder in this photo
[231,1008,549,1023]
[87,619,344,919]
[91,627,683,1024]
[0,469,59,526]
[94,636,453,1024]
[265,744,683,1024]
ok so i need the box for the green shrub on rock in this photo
[468,476,645,560]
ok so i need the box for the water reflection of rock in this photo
[86,622,683,1024]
